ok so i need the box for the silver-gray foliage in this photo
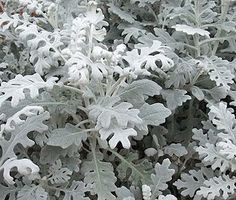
[0,0,236,199]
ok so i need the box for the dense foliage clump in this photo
[0,0,236,199]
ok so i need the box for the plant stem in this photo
[106,76,126,96]
[193,35,201,57]
[152,134,160,149]
[88,24,94,59]
[30,102,67,106]
[193,0,201,57]
[199,35,236,46]
[147,4,159,26]
[185,98,194,144]
[211,0,230,55]
[98,83,105,96]
[190,67,204,86]
[89,137,104,190]
[62,85,84,94]
[0,1,4,12]
[76,119,90,128]
[108,149,149,183]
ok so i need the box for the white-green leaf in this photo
[137,103,171,134]
[172,24,210,37]
[150,158,175,198]
[197,175,236,200]
[48,160,72,184]
[158,194,177,200]
[89,96,142,129]
[1,158,40,185]
[116,187,135,200]
[108,3,135,23]
[115,151,153,186]
[131,0,160,7]
[174,167,214,198]
[118,79,162,105]
[190,86,204,101]
[139,103,171,126]
[123,41,174,76]
[47,123,87,149]
[81,151,117,200]
[164,143,188,157]
[0,111,50,166]
[195,143,236,172]
[98,122,137,149]
[161,89,191,111]
[0,183,19,200]
[63,181,89,200]
[0,73,57,107]
[206,57,234,92]
[118,24,146,44]
[17,185,48,200]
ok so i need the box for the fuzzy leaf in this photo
[48,160,72,184]
[0,111,50,166]
[63,181,89,200]
[206,57,234,92]
[209,102,236,143]
[161,89,191,111]
[0,158,40,185]
[118,79,162,105]
[89,96,142,129]
[174,167,214,198]
[197,175,236,200]
[131,0,159,7]
[195,143,236,172]
[158,194,177,200]
[0,106,44,133]
[190,86,204,101]
[123,40,174,75]
[154,28,181,50]
[192,128,218,147]
[0,13,20,30]
[137,103,171,132]
[0,183,19,200]
[81,151,117,200]
[17,185,48,200]
[116,151,153,186]
[172,24,210,37]
[108,3,135,23]
[119,24,146,44]
[165,58,197,88]
[99,122,137,149]
[217,139,236,160]
[163,0,217,26]
[16,24,63,75]
[116,187,135,200]
[0,74,57,107]
[164,143,188,157]
[150,158,175,197]
[47,123,87,149]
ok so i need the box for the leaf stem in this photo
[89,137,103,191]
[193,0,201,57]
[199,35,236,46]
[193,35,201,57]
[108,149,149,184]
[106,76,126,96]
[76,119,91,128]
[62,85,84,94]
[190,67,204,86]
[211,0,230,55]
[147,5,159,26]
[30,102,67,106]
[88,24,94,58]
